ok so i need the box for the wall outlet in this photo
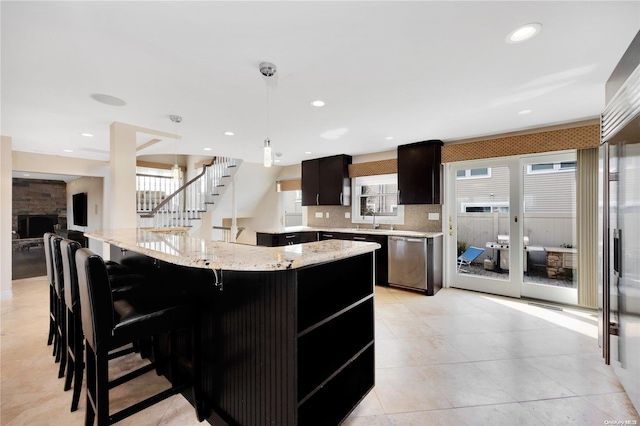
[345,212,351,219]
[315,212,323,218]
[325,212,330,218]
[428,212,440,221]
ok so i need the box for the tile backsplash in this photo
[307,204,442,232]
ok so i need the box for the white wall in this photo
[209,162,282,244]
[1,137,13,299]
[66,177,105,254]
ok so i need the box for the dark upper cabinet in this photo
[397,140,443,205]
[302,154,352,206]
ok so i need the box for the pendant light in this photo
[260,62,277,167]
[170,115,182,181]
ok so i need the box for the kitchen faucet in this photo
[364,209,379,229]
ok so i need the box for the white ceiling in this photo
[2,1,639,167]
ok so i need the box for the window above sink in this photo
[352,173,405,226]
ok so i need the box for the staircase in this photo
[137,157,241,231]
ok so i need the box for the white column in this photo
[231,179,238,243]
[109,122,138,229]
[1,136,13,299]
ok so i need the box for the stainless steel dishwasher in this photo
[388,235,442,295]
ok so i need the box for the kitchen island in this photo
[85,228,379,426]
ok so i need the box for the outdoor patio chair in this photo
[457,246,484,273]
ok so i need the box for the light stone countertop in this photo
[256,226,443,239]
[85,228,380,272]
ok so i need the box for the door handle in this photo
[614,229,622,277]
[316,193,319,205]
[340,192,343,205]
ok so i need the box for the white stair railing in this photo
[138,157,238,228]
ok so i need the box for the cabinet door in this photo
[256,232,278,247]
[398,140,442,204]
[302,159,320,206]
[351,234,388,286]
[319,155,351,206]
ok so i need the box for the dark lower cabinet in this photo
[112,248,375,426]
[256,231,318,246]
[257,230,388,286]
[319,231,388,286]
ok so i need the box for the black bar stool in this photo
[43,232,57,351]
[60,239,84,411]
[51,234,67,378]
[75,248,205,425]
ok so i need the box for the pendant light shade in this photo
[264,138,272,167]
[260,62,277,167]
[170,115,182,181]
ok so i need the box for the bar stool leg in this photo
[85,345,96,426]
[64,309,75,391]
[70,334,84,412]
[191,322,207,421]
[57,301,68,378]
[48,285,56,346]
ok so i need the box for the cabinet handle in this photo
[323,234,334,238]
[340,192,343,205]
[285,235,296,239]
[353,236,366,241]
[316,193,319,205]
[398,189,401,204]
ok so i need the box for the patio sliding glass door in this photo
[445,153,579,304]
[520,152,578,305]
[447,157,522,298]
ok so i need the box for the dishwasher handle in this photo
[406,238,425,243]
[389,236,406,242]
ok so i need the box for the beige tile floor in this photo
[2,276,639,426]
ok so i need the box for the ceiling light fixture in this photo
[224,131,234,136]
[260,61,277,167]
[169,115,182,181]
[80,133,94,137]
[518,109,533,115]
[506,23,542,43]
[305,151,312,155]
[310,100,326,107]
[385,136,394,140]
[204,147,212,151]
[64,149,73,153]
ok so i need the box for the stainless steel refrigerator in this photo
[600,30,640,413]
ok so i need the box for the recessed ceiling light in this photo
[385,136,394,140]
[90,93,127,106]
[310,100,326,107]
[224,131,234,136]
[506,23,542,43]
[80,133,94,137]
[204,147,212,151]
[518,109,533,115]
[305,151,312,155]
[63,149,74,153]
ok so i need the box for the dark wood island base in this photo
[110,247,375,426]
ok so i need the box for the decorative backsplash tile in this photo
[307,204,442,232]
